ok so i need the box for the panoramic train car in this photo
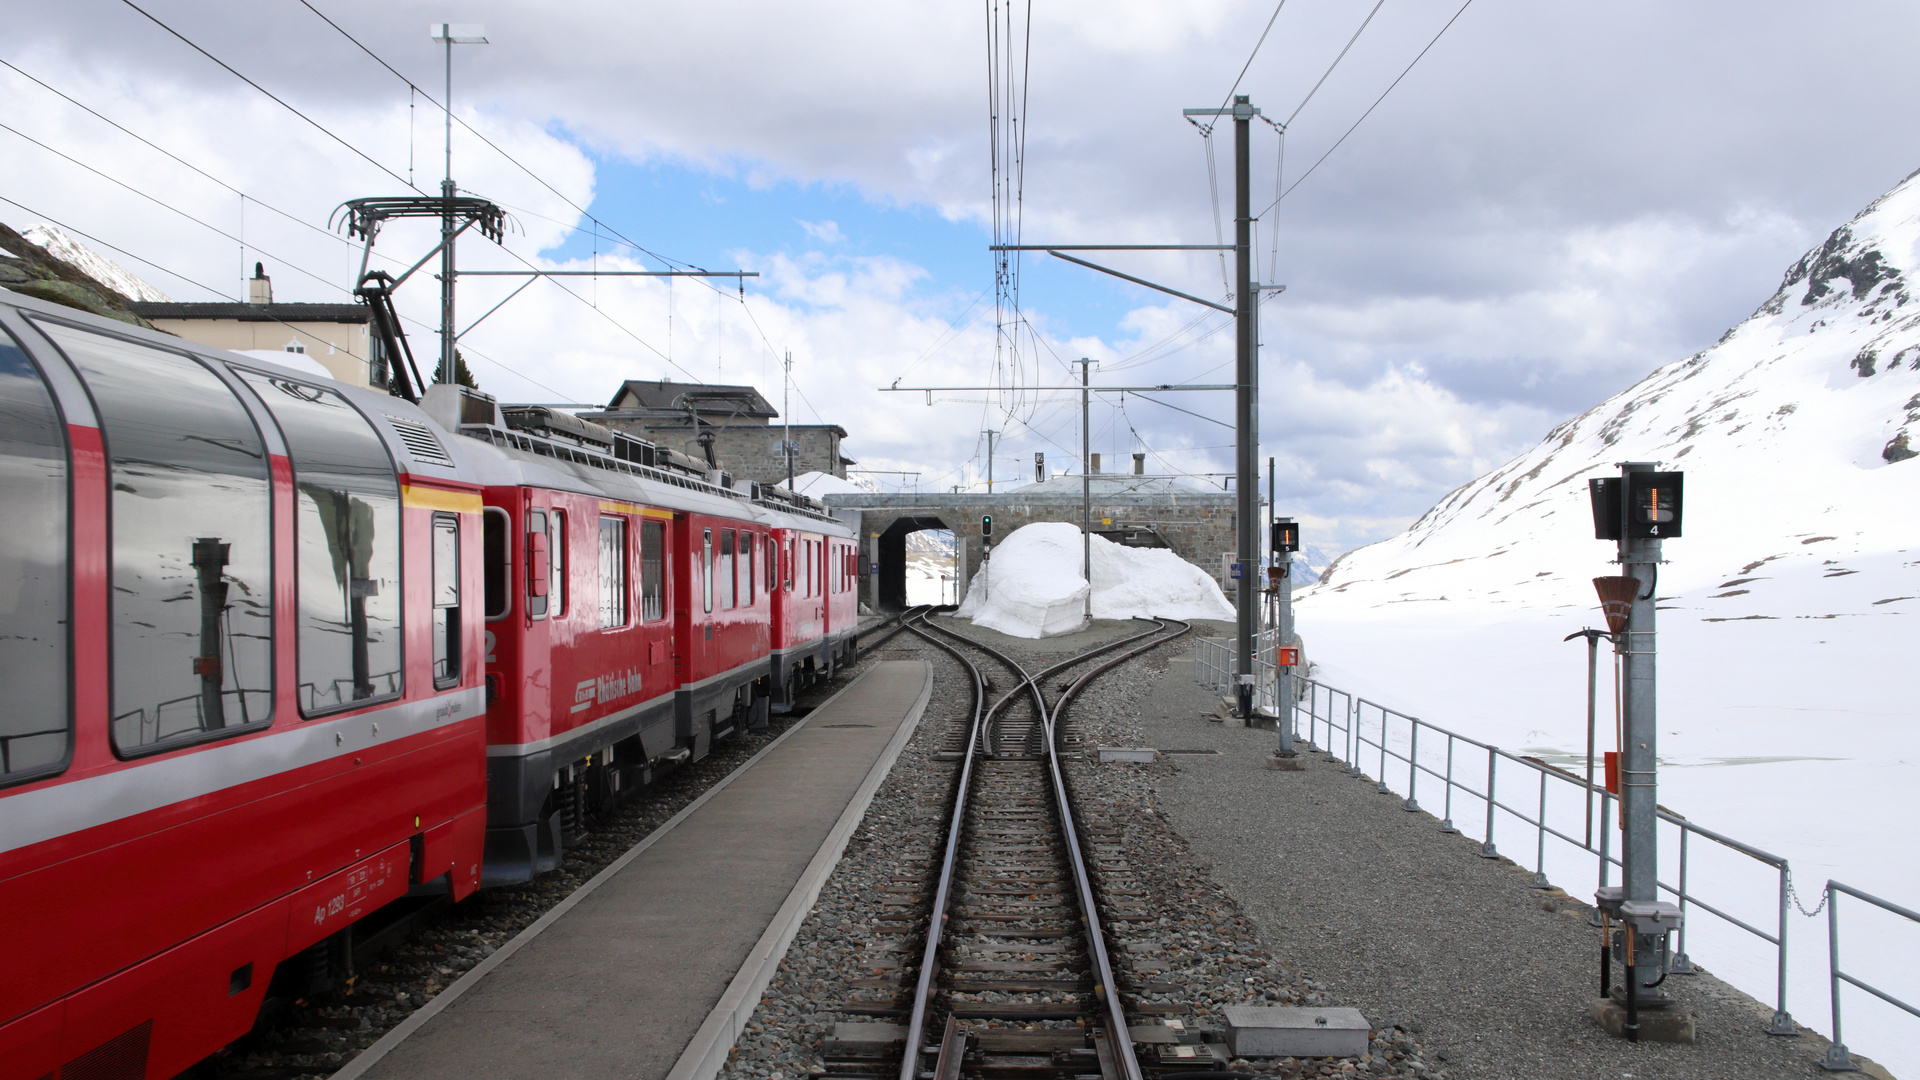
[0,293,488,1080]
[419,387,854,886]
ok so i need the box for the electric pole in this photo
[1080,358,1094,619]
[784,349,794,488]
[1181,96,1261,718]
[984,429,998,493]
[430,23,488,384]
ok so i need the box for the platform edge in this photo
[329,678,868,1080]
[664,659,935,1080]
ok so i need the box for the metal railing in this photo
[1196,642,1920,1069]
[1192,629,1289,715]
[1297,676,1800,1032]
[1822,880,1920,1072]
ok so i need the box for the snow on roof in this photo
[954,521,1232,637]
[790,470,872,496]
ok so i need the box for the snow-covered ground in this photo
[1299,168,1920,1075]
[956,522,1233,636]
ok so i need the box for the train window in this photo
[236,372,403,715]
[766,536,776,601]
[483,508,511,622]
[720,529,735,609]
[783,538,793,590]
[432,514,461,688]
[549,511,567,617]
[702,529,714,614]
[745,532,755,606]
[0,335,70,781]
[640,520,665,621]
[524,510,548,621]
[599,516,629,628]
[39,322,274,752]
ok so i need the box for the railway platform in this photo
[334,659,934,1080]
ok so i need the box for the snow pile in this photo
[23,223,170,303]
[956,522,1232,637]
[1296,166,1920,1078]
[790,470,874,497]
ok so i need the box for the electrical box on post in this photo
[1588,477,1622,540]
[1271,519,1299,553]
[1626,471,1683,538]
[1275,646,1298,666]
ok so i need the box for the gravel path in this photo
[1113,623,1844,1080]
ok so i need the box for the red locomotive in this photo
[0,288,858,1078]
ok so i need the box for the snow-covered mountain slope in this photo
[22,223,170,303]
[1294,169,1920,1077]
[1308,168,1920,618]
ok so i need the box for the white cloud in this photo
[796,219,844,245]
[6,1,1919,553]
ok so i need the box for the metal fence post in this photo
[1440,735,1458,833]
[1479,750,1500,858]
[1347,698,1362,775]
[1822,882,1860,1071]
[1405,722,1421,812]
[1768,863,1797,1035]
[1591,793,1611,927]
[1671,827,1696,973]
[1376,708,1391,794]
[1531,767,1551,888]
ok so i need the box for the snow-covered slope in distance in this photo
[23,223,170,303]
[1296,168,1920,1075]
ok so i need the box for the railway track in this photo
[826,611,1206,1080]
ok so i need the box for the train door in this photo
[634,510,673,722]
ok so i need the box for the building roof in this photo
[130,301,369,323]
[604,379,777,419]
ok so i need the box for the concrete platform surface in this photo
[340,660,932,1080]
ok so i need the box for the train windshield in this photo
[237,372,402,713]
[0,334,68,780]
[38,321,274,751]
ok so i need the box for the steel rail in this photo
[855,606,923,660]
[902,614,1189,1080]
[895,610,991,1080]
[1046,618,1193,1080]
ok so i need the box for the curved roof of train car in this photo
[444,420,856,538]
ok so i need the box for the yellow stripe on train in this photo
[402,485,484,514]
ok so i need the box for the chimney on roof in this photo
[1133,452,1145,475]
[1090,453,1101,474]
[248,262,271,305]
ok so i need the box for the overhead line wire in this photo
[1261,0,1476,216]
[115,0,422,193]
[1283,0,1389,129]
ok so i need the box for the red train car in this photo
[0,293,488,1080]
[419,388,856,885]
[768,525,861,712]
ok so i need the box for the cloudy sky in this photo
[6,1,1918,553]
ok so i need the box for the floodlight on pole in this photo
[429,22,488,384]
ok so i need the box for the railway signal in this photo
[1588,463,1688,1041]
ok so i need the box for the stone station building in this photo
[577,379,853,487]
[822,474,1241,611]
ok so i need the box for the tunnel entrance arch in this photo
[877,515,953,611]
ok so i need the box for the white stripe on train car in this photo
[0,688,484,856]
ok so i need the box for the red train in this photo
[0,289,860,1079]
